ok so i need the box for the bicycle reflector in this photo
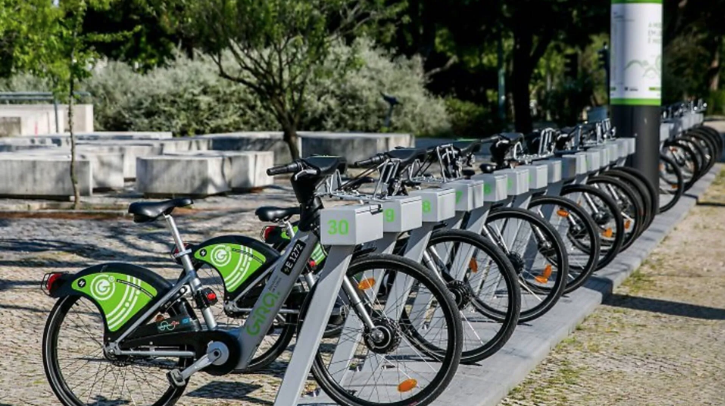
[398,379,418,393]
[357,278,376,290]
[469,258,479,273]
[261,226,275,242]
[534,264,552,284]
[41,272,66,296]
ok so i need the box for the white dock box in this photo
[495,168,530,196]
[471,173,508,202]
[520,164,548,190]
[381,195,422,233]
[409,188,457,223]
[320,205,384,245]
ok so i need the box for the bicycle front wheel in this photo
[309,253,463,406]
[484,207,569,322]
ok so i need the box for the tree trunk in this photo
[282,123,300,160]
[69,76,80,209]
[707,37,721,91]
[512,26,534,133]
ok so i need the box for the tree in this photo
[188,0,386,159]
[4,0,129,208]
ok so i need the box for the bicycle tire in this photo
[43,296,189,406]
[601,170,654,234]
[586,175,644,251]
[308,253,463,406]
[683,132,717,174]
[658,154,684,213]
[528,195,601,294]
[662,139,700,190]
[605,166,658,229]
[678,135,710,180]
[484,207,569,323]
[560,184,625,270]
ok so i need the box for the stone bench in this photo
[166,151,273,191]
[136,151,273,197]
[0,156,92,198]
[0,148,124,190]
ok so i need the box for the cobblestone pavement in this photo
[0,184,312,406]
[501,169,725,406]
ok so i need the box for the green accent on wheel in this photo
[611,98,661,106]
[72,272,158,332]
[611,0,661,3]
[195,243,267,292]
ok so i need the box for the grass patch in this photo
[622,269,654,295]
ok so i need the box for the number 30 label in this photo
[327,219,349,235]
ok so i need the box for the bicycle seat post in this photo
[164,214,194,272]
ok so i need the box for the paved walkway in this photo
[501,169,725,406]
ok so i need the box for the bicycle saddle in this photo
[499,132,524,143]
[302,156,347,176]
[479,163,496,173]
[128,198,193,223]
[452,140,483,156]
[255,206,301,222]
[386,148,427,166]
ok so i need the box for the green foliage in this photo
[0,40,449,137]
[186,0,390,158]
[444,98,499,138]
[706,90,725,115]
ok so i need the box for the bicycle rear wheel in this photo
[587,175,644,251]
[309,253,462,406]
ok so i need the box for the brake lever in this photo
[294,168,318,181]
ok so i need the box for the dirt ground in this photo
[501,168,725,406]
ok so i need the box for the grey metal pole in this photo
[53,97,60,133]
[610,0,662,207]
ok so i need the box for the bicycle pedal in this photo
[167,369,186,387]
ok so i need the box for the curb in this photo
[298,164,720,406]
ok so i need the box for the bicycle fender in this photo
[191,235,280,299]
[50,262,173,336]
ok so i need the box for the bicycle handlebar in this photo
[266,162,302,176]
[353,154,387,168]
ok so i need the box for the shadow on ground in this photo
[605,293,725,320]
[187,381,269,404]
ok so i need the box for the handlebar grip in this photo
[266,162,301,176]
[353,154,386,168]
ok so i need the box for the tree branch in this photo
[424,56,458,79]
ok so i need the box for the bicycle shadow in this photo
[187,381,270,404]
[604,293,725,320]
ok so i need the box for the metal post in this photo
[53,97,60,133]
[610,0,662,207]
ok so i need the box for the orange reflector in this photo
[556,209,569,217]
[671,184,678,190]
[470,258,479,273]
[357,278,376,290]
[602,228,613,238]
[659,163,664,171]
[398,379,418,393]
[535,264,553,284]
[625,219,632,230]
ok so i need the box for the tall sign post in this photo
[610,0,662,206]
